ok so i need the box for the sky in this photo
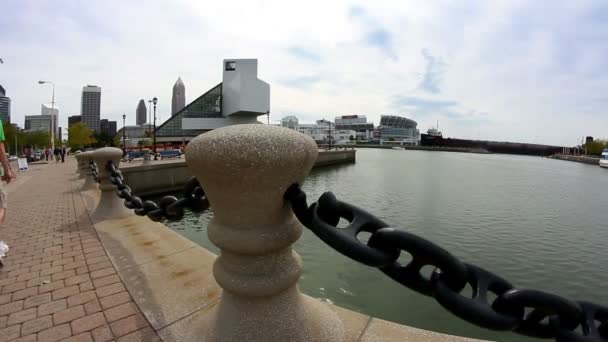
[1,0,607,146]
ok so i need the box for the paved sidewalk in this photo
[0,160,159,342]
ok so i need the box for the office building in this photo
[281,116,299,130]
[100,119,117,136]
[81,85,101,132]
[172,77,186,116]
[68,115,82,127]
[0,85,11,123]
[24,115,54,133]
[136,99,147,125]
[335,115,374,140]
[298,120,355,145]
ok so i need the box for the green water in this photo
[165,149,608,342]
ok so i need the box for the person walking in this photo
[53,147,60,163]
[60,145,66,163]
[44,147,49,161]
[0,119,16,225]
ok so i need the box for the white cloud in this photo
[1,0,607,145]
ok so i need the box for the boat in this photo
[392,146,405,150]
[600,149,608,168]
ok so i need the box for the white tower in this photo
[172,77,186,116]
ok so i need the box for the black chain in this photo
[285,184,608,342]
[106,161,209,221]
[89,160,99,183]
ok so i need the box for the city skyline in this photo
[1,1,608,146]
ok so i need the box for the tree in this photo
[68,122,96,150]
[137,139,151,150]
[585,140,607,156]
[2,122,17,154]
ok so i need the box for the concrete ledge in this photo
[120,149,356,196]
[86,198,489,341]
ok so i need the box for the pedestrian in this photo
[45,148,49,161]
[0,119,16,226]
[60,145,66,163]
[54,147,60,163]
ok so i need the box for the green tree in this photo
[68,122,96,150]
[585,140,607,156]
[2,122,17,154]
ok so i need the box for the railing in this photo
[79,125,608,342]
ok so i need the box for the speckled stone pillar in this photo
[187,124,345,342]
[75,153,88,179]
[91,147,132,221]
[80,152,98,191]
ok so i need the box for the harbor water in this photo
[164,149,608,342]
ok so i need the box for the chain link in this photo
[106,161,209,221]
[285,184,608,342]
[89,160,99,183]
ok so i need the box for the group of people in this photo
[44,146,67,163]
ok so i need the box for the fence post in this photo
[90,147,131,221]
[80,151,98,191]
[187,124,345,341]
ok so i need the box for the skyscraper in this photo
[81,85,101,132]
[0,85,11,123]
[171,77,185,116]
[136,99,147,125]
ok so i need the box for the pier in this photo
[0,126,485,341]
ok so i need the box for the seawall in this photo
[548,154,600,165]
[121,149,355,196]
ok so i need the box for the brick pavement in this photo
[0,161,160,342]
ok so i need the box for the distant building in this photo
[58,127,63,142]
[81,85,101,132]
[136,99,147,125]
[281,116,299,130]
[378,115,419,144]
[172,77,186,116]
[68,115,82,127]
[298,120,355,145]
[0,85,11,123]
[335,115,374,140]
[41,104,59,138]
[116,125,147,148]
[155,59,270,144]
[24,115,54,133]
[586,136,594,145]
[100,119,117,136]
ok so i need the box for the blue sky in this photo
[1,0,607,145]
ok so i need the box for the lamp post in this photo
[38,80,56,151]
[148,99,152,134]
[152,97,158,160]
[122,114,126,155]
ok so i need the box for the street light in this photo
[122,114,126,156]
[148,99,152,134]
[152,97,158,160]
[38,80,56,151]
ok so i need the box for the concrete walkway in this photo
[0,160,159,342]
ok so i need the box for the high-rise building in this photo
[136,99,147,125]
[81,85,101,132]
[68,115,82,127]
[171,77,186,116]
[0,85,11,123]
[281,116,299,130]
[100,119,117,136]
[24,115,54,133]
[41,104,59,138]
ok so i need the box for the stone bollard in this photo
[74,153,81,174]
[90,147,132,221]
[76,153,88,179]
[142,148,151,164]
[80,152,98,191]
[187,124,345,342]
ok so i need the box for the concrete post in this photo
[142,148,151,164]
[90,147,132,221]
[187,124,345,342]
[80,152,98,191]
[75,153,88,179]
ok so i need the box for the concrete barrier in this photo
[80,151,98,191]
